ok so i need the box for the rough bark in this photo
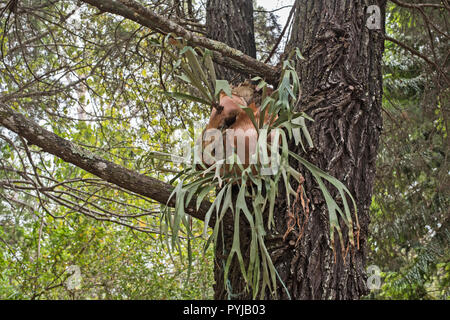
[206,0,256,83]
[213,0,385,299]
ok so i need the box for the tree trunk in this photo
[206,0,256,83]
[272,0,385,299]
[205,0,257,299]
[211,0,385,299]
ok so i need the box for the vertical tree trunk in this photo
[271,0,385,299]
[210,0,385,299]
[205,0,257,299]
[206,0,256,83]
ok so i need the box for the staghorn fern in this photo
[159,38,359,299]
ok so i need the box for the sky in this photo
[256,0,294,27]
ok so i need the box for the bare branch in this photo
[264,2,296,64]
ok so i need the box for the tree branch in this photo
[264,2,296,64]
[254,5,293,13]
[80,0,280,84]
[0,103,212,223]
[389,0,448,10]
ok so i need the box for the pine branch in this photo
[389,0,448,10]
[384,35,449,84]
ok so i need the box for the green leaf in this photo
[183,46,214,98]
[240,106,259,133]
[196,184,215,211]
[214,80,232,98]
[203,49,217,86]
[295,47,305,60]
